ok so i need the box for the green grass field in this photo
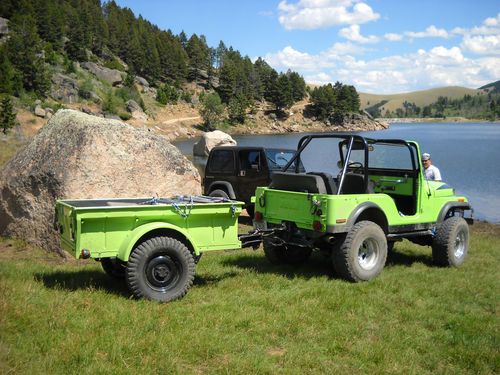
[1,222,498,374]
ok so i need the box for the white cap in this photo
[422,153,430,161]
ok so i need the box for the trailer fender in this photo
[117,222,200,262]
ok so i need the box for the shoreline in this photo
[381,117,500,124]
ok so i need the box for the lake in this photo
[174,122,500,223]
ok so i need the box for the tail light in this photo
[254,211,263,221]
[313,220,323,231]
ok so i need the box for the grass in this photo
[359,86,480,113]
[0,222,499,374]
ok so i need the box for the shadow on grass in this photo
[222,253,336,280]
[386,249,434,267]
[223,249,435,280]
[35,269,130,297]
[35,269,239,298]
[193,271,239,286]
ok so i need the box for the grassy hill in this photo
[359,86,480,113]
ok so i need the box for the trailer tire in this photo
[333,221,387,282]
[432,217,469,267]
[263,240,311,265]
[209,189,229,199]
[101,258,126,279]
[126,236,195,302]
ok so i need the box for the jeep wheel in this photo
[432,217,469,267]
[263,240,312,265]
[333,221,387,282]
[126,236,195,302]
[101,258,126,279]
[209,189,229,199]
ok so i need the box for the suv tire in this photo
[432,216,469,267]
[333,221,387,282]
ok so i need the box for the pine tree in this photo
[0,96,17,134]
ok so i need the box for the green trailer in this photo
[56,196,249,302]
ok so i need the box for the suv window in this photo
[207,149,235,173]
[265,149,304,171]
[239,150,261,170]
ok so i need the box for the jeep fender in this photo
[117,222,200,261]
[346,202,388,233]
[207,181,236,199]
[437,202,472,223]
[328,202,388,234]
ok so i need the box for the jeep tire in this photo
[126,236,195,302]
[333,221,387,282]
[209,189,229,199]
[432,216,469,267]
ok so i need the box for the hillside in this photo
[359,86,480,113]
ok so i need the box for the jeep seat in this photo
[340,173,375,194]
[269,172,328,194]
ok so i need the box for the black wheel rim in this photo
[145,255,182,292]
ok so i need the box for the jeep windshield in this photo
[265,149,305,172]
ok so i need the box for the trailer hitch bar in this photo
[238,225,286,249]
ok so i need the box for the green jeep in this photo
[253,134,473,282]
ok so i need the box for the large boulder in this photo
[81,62,123,86]
[0,109,201,255]
[126,99,147,121]
[193,130,237,157]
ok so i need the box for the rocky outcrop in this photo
[50,73,79,103]
[81,62,123,86]
[126,99,147,121]
[0,109,201,255]
[193,130,237,157]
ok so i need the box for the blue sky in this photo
[115,0,499,94]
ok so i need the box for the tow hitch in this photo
[238,225,285,249]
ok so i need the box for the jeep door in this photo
[237,149,268,203]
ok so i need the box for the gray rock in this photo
[81,62,123,86]
[0,109,201,255]
[104,113,121,120]
[135,76,149,87]
[0,17,9,37]
[50,73,79,103]
[193,130,237,157]
[34,105,46,118]
[34,99,42,105]
[126,100,148,121]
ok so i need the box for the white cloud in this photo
[277,0,380,30]
[384,33,403,41]
[461,35,500,55]
[405,25,449,39]
[339,24,379,43]
[262,44,497,93]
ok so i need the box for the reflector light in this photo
[313,220,322,231]
[458,198,465,202]
[336,218,347,224]
[254,212,263,221]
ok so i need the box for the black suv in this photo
[203,146,305,215]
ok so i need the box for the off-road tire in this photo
[263,240,312,265]
[209,189,229,199]
[333,221,387,282]
[101,258,126,279]
[432,217,469,267]
[126,236,195,302]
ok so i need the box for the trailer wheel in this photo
[209,189,229,199]
[333,221,387,282]
[126,236,195,302]
[432,217,469,267]
[101,258,126,279]
[263,240,311,265]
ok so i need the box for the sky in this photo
[114,0,500,94]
